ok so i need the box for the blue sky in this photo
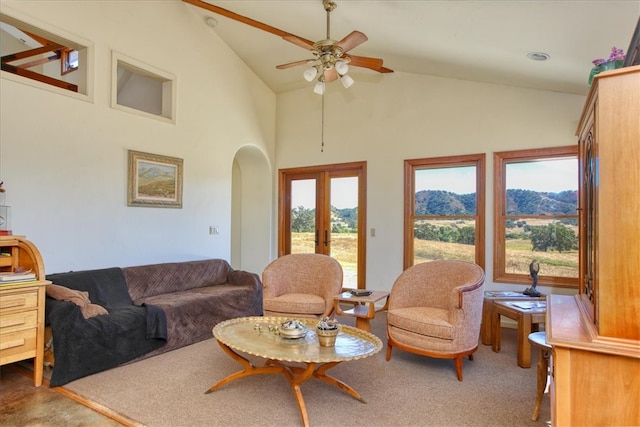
[292,158,577,209]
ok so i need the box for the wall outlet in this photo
[209,226,219,235]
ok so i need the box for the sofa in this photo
[45,259,262,386]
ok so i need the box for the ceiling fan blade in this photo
[336,31,368,53]
[323,67,339,83]
[276,59,314,70]
[346,55,383,70]
[283,35,315,51]
[377,66,394,74]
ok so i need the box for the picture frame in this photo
[127,150,183,208]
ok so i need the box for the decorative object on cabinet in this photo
[0,235,50,387]
[127,150,183,208]
[547,65,640,427]
[588,46,625,85]
[523,259,540,297]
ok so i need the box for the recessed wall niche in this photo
[111,51,176,123]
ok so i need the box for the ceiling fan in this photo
[275,0,392,93]
[183,0,393,93]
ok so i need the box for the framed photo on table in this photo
[127,150,183,208]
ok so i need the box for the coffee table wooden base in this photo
[206,340,365,427]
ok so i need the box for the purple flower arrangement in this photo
[592,47,626,66]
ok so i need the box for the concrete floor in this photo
[0,365,123,427]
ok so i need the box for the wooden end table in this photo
[333,289,389,332]
[481,291,546,346]
[492,300,547,368]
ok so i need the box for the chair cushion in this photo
[263,293,325,315]
[388,307,454,340]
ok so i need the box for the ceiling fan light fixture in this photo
[303,66,318,82]
[340,74,354,88]
[313,81,326,95]
[335,60,349,75]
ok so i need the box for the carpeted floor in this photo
[59,313,550,427]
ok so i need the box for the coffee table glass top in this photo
[213,316,382,363]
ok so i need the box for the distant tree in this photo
[334,207,358,229]
[530,223,577,252]
[530,226,553,251]
[414,223,439,240]
[553,223,578,252]
[291,206,315,233]
[438,226,460,243]
[457,226,476,245]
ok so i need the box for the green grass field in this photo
[293,232,578,279]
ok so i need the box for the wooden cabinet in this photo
[0,236,50,387]
[547,65,640,426]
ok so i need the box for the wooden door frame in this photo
[278,161,367,288]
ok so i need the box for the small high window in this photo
[111,51,176,123]
[1,13,90,97]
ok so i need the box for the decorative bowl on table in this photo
[279,320,307,339]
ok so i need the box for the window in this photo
[493,146,578,288]
[111,51,176,123]
[61,49,78,75]
[1,14,90,96]
[404,154,485,269]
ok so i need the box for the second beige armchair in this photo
[386,260,485,381]
[262,253,343,319]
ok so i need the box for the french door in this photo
[278,162,366,288]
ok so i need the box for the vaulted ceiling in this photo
[184,1,639,95]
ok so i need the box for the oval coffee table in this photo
[207,316,382,427]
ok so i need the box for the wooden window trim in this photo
[493,146,579,288]
[404,153,486,270]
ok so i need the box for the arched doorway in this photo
[231,145,273,275]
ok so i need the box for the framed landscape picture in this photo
[127,150,183,208]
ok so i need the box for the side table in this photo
[481,291,546,346]
[492,300,546,368]
[333,290,389,332]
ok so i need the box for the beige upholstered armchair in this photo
[386,260,485,381]
[262,253,343,319]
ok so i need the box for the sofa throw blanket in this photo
[46,284,108,319]
[45,267,167,387]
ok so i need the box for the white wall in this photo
[1,1,587,294]
[276,71,586,293]
[0,1,275,274]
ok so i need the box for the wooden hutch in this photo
[546,65,640,425]
[0,235,50,386]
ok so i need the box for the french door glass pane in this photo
[290,179,316,254]
[330,177,358,288]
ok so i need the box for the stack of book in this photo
[0,270,37,284]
